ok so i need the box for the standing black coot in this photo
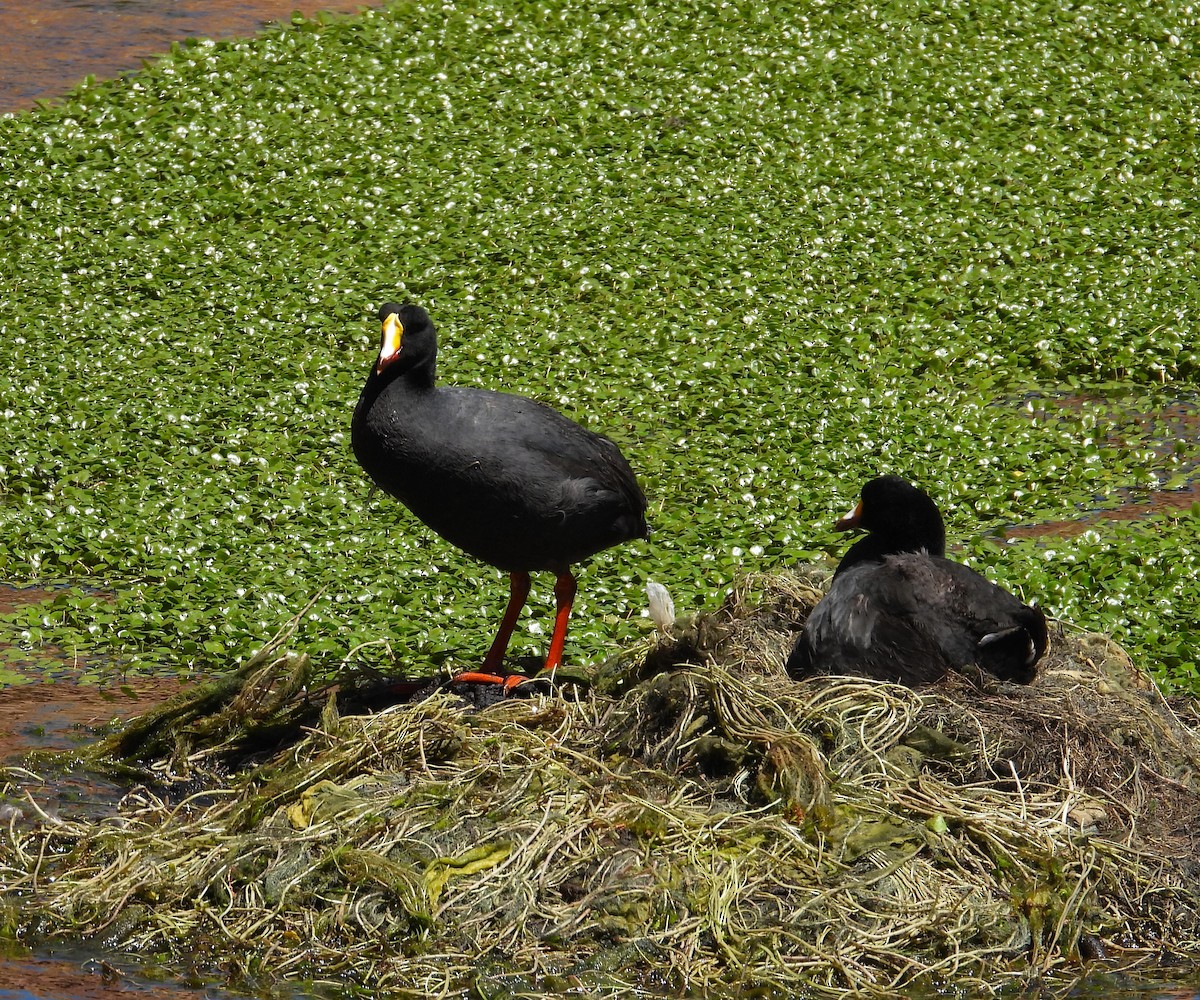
[786,476,1046,686]
[351,303,649,687]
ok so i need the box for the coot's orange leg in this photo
[541,572,577,680]
[482,571,532,673]
[450,571,531,687]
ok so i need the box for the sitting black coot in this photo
[351,303,649,687]
[786,476,1046,686]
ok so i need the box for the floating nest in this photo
[2,570,1199,997]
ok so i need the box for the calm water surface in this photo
[0,0,384,113]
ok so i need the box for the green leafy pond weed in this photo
[0,0,1197,688]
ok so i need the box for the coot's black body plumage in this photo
[786,476,1046,686]
[351,303,649,680]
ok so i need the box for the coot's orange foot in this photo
[448,670,531,691]
[449,671,508,685]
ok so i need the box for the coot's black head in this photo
[374,302,436,380]
[835,475,947,572]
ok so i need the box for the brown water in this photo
[0,952,230,999]
[1004,395,1200,540]
[0,585,214,997]
[0,0,385,114]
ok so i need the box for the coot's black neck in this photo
[352,354,437,445]
[835,508,946,577]
[369,350,438,399]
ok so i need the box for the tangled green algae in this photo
[1,0,1199,691]
[3,573,1198,997]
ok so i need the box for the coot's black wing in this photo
[788,554,1042,685]
[934,559,1045,683]
[789,558,952,684]
[362,384,647,573]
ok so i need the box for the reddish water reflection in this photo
[0,953,228,999]
[1005,480,1200,539]
[1005,394,1200,539]
[0,584,186,811]
[0,586,203,998]
[0,0,385,113]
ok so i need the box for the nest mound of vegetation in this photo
[2,571,1199,997]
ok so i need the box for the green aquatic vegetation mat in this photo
[0,0,1198,685]
[3,574,1198,996]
